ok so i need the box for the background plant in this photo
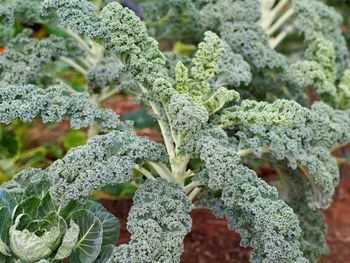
[0,0,156,187]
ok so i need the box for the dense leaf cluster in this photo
[0,83,123,131]
[185,128,307,262]
[0,29,71,85]
[47,131,166,204]
[0,176,119,263]
[114,178,192,263]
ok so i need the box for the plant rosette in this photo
[0,178,119,263]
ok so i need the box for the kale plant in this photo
[0,0,350,262]
[141,0,350,103]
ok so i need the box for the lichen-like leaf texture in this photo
[292,0,349,76]
[113,178,192,263]
[0,83,124,131]
[0,29,69,85]
[47,131,167,205]
[184,128,308,262]
[221,99,350,208]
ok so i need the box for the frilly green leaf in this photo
[113,178,192,263]
[47,130,167,205]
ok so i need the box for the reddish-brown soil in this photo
[101,164,350,263]
[320,164,350,263]
[104,94,163,142]
[104,95,143,116]
[28,121,70,145]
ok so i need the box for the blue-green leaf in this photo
[9,214,61,262]
[87,202,119,246]
[37,193,58,218]
[23,180,51,200]
[70,210,103,263]
[0,207,11,256]
[53,220,80,261]
[14,196,41,219]
[93,244,114,263]
[0,189,17,213]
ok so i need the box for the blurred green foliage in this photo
[121,109,156,129]
[325,0,350,48]
[0,122,64,182]
[62,130,87,150]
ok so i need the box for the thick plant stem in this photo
[135,165,155,180]
[148,162,174,182]
[270,23,295,48]
[60,56,88,76]
[188,187,201,200]
[151,101,176,160]
[60,27,94,56]
[139,85,176,160]
[87,94,100,138]
[184,181,202,194]
[99,88,119,102]
[237,147,271,157]
[267,8,294,36]
[260,0,289,30]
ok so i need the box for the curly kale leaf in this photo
[223,174,307,263]
[284,35,350,108]
[189,31,224,101]
[310,102,350,148]
[304,36,337,83]
[292,0,349,76]
[338,67,350,109]
[42,0,105,39]
[217,42,252,87]
[284,60,338,105]
[0,29,69,85]
[47,131,167,204]
[284,34,350,110]
[0,0,41,26]
[0,83,123,131]
[160,32,238,132]
[141,0,202,41]
[100,2,167,89]
[87,56,126,93]
[220,99,350,208]
[164,52,192,84]
[221,99,350,151]
[113,178,192,263]
[191,31,223,83]
[197,0,261,28]
[221,21,286,70]
[272,170,329,263]
[167,94,209,133]
[184,129,307,263]
[142,0,284,71]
